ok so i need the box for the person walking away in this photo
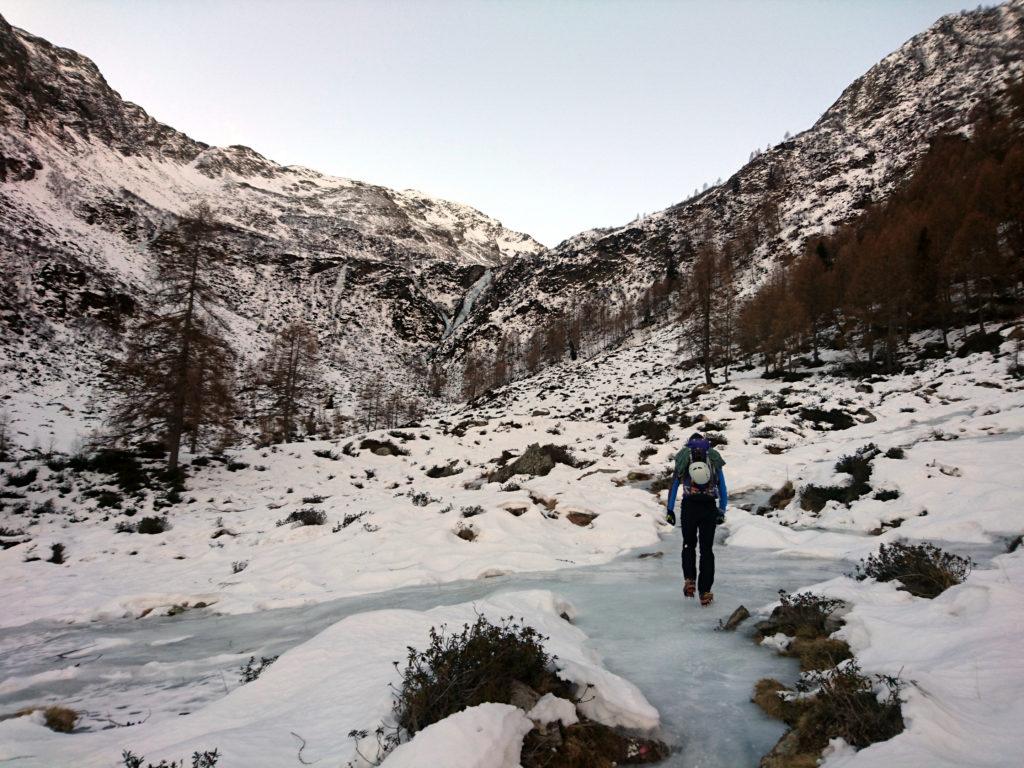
[665,432,727,606]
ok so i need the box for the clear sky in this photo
[2,0,972,246]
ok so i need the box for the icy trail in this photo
[0,534,837,767]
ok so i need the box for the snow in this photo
[0,590,652,768]
[4,322,1024,766]
[809,552,1024,768]
[527,693,579,726]
[380,704,533,768]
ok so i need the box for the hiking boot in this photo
[700,592,714,607]
[683,579,696,598]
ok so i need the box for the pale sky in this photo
[2,0,971,246]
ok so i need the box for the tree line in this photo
[457,79,1023,395]
[737,79,1023,375]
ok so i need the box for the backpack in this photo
[674,438,722,499]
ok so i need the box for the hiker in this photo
[665,432,727,606]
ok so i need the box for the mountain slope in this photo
[0,12,543,447]
[446,1,1024,363]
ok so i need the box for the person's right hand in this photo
[666,511,676,526]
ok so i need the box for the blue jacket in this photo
[667,468,728,514]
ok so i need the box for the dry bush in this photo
[854,542,971,598]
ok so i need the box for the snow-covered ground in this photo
[1,322,1023,766]
[0,590,654,767]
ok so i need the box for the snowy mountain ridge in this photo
[3,4,1023,450]
[0,11,543,446]
[445,1,1024,360]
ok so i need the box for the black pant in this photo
[681,496,718,594]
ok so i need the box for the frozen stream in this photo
[0,530,844,767]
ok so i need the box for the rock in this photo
[721,605,750,631]
[566,511,597,527]
[638,551,664,559]
[823,609,848,635]
[855,407,877,423]
[855,383,874,393]
[509,680,541,712]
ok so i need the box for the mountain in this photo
[1,3,1022,450]
[0,12,543,443]
[444,1,1024,361]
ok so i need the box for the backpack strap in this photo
[674,447,691,479]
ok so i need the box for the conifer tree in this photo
[107,202,237,471]
[260,321,320,442]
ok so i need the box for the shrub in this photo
[33,499,56,516]
[795,663,904,749]
[729,395,751,412]
[48,543,66,564]
[755,591,844,640]
[703,431,728,446]
[312,449,339,460]
[649,469,675,495]
[454,522,477,541]
[854,542,971,598]
[93,489,125,509]
[115,520,136,534]
[767,481,795,510]
[425,462,462,478]
[757,664,904,767]
[799,408,856,431]
[410,491,437,507]
[751,425,776,439]
[301,494,327,504]
[874,489,900,502]
[801,444,877,512]
[392,616,556,737]
[359,438,408,456]
[787,637,853,672]
[626,420,670,443]
[835,444,877,484]
[231,560,248,574]
[276,508,327,527]
[226,461,249,472]
[956,330,1003,358]
[340,511,369,528]
[799,483,849,512]
[7,467,38,488]
[884,446,906,459]
[638,445,658,463]
[460,505,485,518]
[42,705,78,733]
[238,655,278,683]
[137,516,169,534]
[121,749,220,768]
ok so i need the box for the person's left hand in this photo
[716,512,726,525]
